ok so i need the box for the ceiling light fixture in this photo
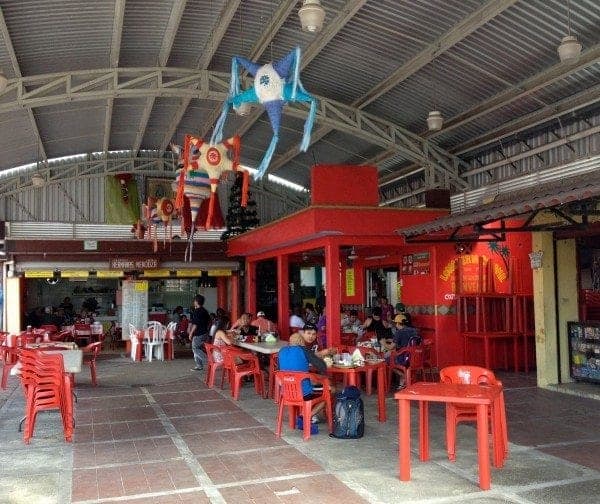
[298,0,326,33]
[427,110,443,131]
[0,71,7,93]
[558,0,582,62]
[347,247,358,260]
[31,173,45,187]
[427,59,443,132]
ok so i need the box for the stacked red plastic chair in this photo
[18,349,73,444]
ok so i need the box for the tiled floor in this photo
[1,352,600,503]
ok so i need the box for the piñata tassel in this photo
[254,134,278,180]
[300,99,317,152]
[291,46,301,100]
[205,193,215,230]
[211,101,229,144]
[240,170,249,207]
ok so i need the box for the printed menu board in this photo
[121,280,149,340]
[402,252,430,275]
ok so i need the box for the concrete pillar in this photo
[532,232,558,386]
[556,238,578,383]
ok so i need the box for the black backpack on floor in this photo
[330,386,364,439]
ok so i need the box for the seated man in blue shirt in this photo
[278,323,328,422]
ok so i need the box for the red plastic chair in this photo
[82,341,102,387]
[225,349,265,400]
[274,371,332,441]
[268,353,279,400]
[388,343,424,390]
[73,324,92,347]
[421,338,436,381]
[204,342,224,388]
[439,365,508,465]
[164,322,177,360]
[1,345,20,389]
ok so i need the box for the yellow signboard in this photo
[345,268,355,296]
[176,269,202,277]
[142,269,171,278]
[134,281,149,292]
[60,270,89,279]
[96,270,124,278]
[207,269,232,276]
[24,270,55,278]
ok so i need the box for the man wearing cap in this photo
[395,302,412,327]
[251,310,277,334]
[392,313,419,349]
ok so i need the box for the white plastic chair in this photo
[129,324,141,362]
[144,322,166,362]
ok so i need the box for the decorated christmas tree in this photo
[221,171,259,240]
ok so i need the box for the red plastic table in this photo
[327,362,387,422]
[395,382,503,490]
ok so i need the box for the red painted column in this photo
[231,272,241,323]
[246,261,257,316]
[277,254,290,340]
[324,242,341,347]
[216,276,227,310]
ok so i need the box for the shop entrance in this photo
[366,267,399,310]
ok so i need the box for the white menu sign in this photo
[121,280,149,340]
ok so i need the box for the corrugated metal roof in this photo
[0,0,597,207]
[400,165,600,237]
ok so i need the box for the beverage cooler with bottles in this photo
[568,321,600,383]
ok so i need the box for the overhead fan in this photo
[45,277,60,285]
[347,247,358,260]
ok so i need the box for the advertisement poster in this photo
[345,268,355,296]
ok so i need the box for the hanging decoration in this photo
[172,134,248,261]
[141,196,176,252]
[115,174,132,204]
[142,197,161,252]
[130,219,146,240]
[156,197,175,249]
[211,46,317,180]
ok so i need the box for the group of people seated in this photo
[24,296,97,329]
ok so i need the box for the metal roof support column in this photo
[277,255,289,339]
[324,242,341,348]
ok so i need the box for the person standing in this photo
[189,294,210,371]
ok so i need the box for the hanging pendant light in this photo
[31,144,45,187]
[298,0,326,33]
[427,110,444,131]
[558,0,582,62]
[31,173,45,187]
[0,71,7,93]
[558,35,582,62]
[426,59,443,132]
